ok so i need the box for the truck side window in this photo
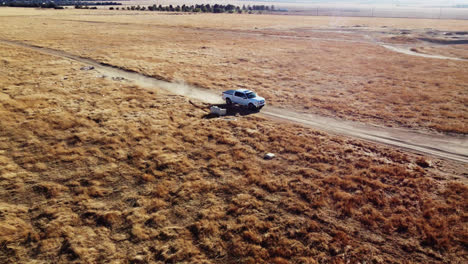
[234,92,243,97]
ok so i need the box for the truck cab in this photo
[222,89,266,110]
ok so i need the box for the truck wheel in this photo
[226,98,232,105]
[248,103,256,111]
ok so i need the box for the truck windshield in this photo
[246,92,256,99]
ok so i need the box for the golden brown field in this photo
[0,8,467,133]
[1,25,468,264]
[1,7,468,263]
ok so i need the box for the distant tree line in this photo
[73,2,121,9]
[0,0,121,8]
[78,2,121,6]
[1,0,60,8]
[0,1,275,13]
[112,4,276,13]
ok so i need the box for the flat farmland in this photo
[1,36,467,264]
[0,8,467,133]
[1,8,468,264]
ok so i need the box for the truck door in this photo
[234,91,247,105]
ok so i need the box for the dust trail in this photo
[1,39,467,163]
[98,68,223,104]
[0,39,223,104]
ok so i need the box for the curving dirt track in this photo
[2,39,467,163]
[380,44,468,61]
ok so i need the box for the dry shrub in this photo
[87,186,111,197]
[385,215,413,234]
[33,162,48,171]
[131,224,150,241]
[271,257,290,264]
[151,237,202,263]
[145,198,168,213]
[359,205,385,228]
[420,218,450,250]
[415,157,431,168]
[140,173,155,182]
[145,211,169,229]
[32,182,67,198]
[150,180,171,198]
[96,211,123,229]
[213,132,239,146]
[0,216,32,244]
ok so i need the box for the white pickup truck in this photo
[222,89,266,110]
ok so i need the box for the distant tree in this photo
[109,7,114,10]
[225,4,235,11]
[141,6,145,10]
[213,4,223,13]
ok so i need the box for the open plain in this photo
[0,7,467,264]
[1,8,467,133]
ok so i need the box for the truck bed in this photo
[223,90,235,95]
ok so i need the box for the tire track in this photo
[2,39,467,163]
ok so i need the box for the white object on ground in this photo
[210,106,227,116]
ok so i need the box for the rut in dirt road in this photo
[2,39,467,163]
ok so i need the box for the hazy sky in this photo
[255,0,468,5]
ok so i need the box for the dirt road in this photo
[2,39,467,163]
[380,44,468,61]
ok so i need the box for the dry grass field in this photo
[1,33,468,263]
[0,8,467,134]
